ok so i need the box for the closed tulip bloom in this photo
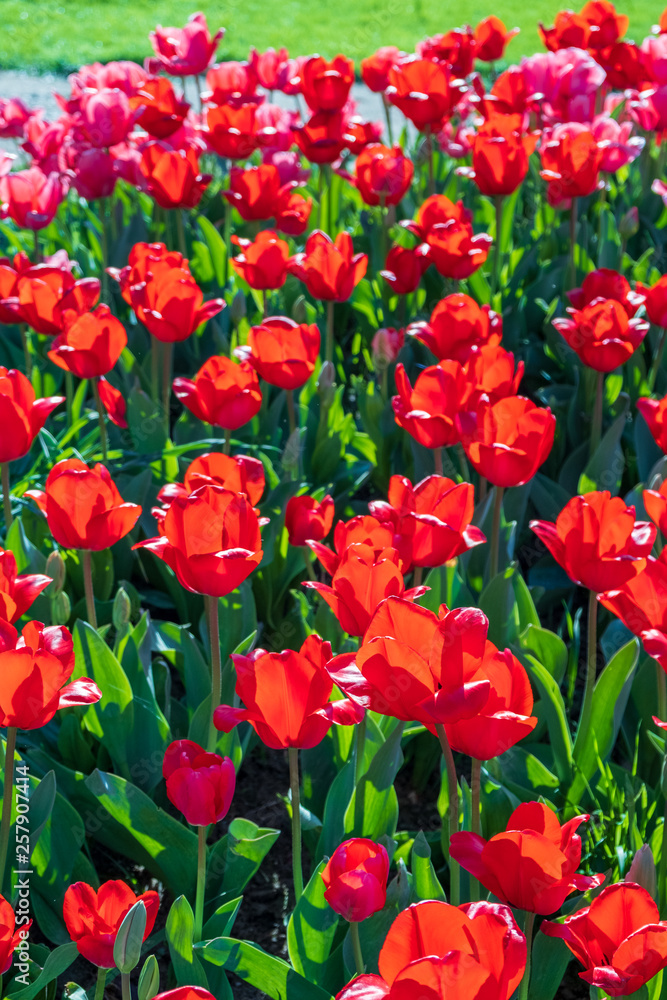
[0,893,27,974]
[0,549,51,624]
[636,276,667,328]
[408,294,502,363]
[0,620,101,730]
[450,801,603,915]
[223,164,312,234]
[474,17,520,61]
[540,125,603,202]
[582,0,629,47]
[293,111,349,165]
[154,991,215,1000]
[425,220,493,280]
[231,230,289,290]
[64,880,159,969]
[638,395,667,453]
[301,55,355,112]
[139,142,211,210]
[162,739,236,826]
[466,117,538,197]
[0,167,65,230]
[289,231,368,302]
[47,305,127,378]
[553,299,649,372]
[173,355,262,429]
[392,360,467,449]
[538,10,592,51]
[644,481,667,537]
[380,244,430,295]
[285,494,335,547]
[135,484,263,597]
[542,882,667,997]
[459,396,555,487]
[569,268,644,317]
[15,264,100,335]
[132,77,190,139]
[361,47,403,92]
[530,491,655,593]
[387,58,463,130]
[80,88,135,147]
[239,316,320,390]
[598,552,667,671]
[322,839,389,922]
[463,345,524,406]
[214,634,363,749]
[149,13,223,76]
[205,103,260,160]
[158,452,265,509]
[0,367,63,463]
[307,514,396,577]
[372,327,405,369]
[130,270,224,343]
[354,144,414,207]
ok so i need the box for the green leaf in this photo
[198,216,226,286]
[6,942,78,1000]
[410,831,446,902]
[198,938,333,1000]
[521,657,573,787]
[519,625,568,686]
[529,932,572,1000]
[205,818,280,903]
[127,388,167,454]
[344,722,403,841]
[287,862,339,987]
[578,402,628,494]
[28,770,56,854]
[166,896,208,988]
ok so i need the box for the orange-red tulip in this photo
[47,305,127,378]
[387,58,463,130]
[224,164,312,234]
[474,17,520,61]
[0,548,51,623]
[408,294,501,363]
[130,267,224,343]
[157,452,265,508]
[139,142,211,210]
[553,299,648,372]
[131,77,190,139]
[598,552,667,672]
[638,394,667,453]
[459,396,555,487]
[0,367,63,463]
[231,230,289,290]
[239,316,320,390]
[173,355,262,429]
[289,230,368,302]
[0,893,27,974]
[64,880,159,969]
[392,360,467,449]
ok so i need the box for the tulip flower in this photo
[474,17,520,61]
[582,0,629,47]
[426,219,493,280]
[131,77,190,139]
[380,244,430,295]
[0,167,65,230]
[158,452,265,510]
[354,144,414,207]
[644,480,667,538]
[63,881,159,969]
[538,11,592,51]
[47,305,127,379]
[300,55,355,112]
[569,268,644,317]
[552,299,649,372]
[223,164,312,236]
[80,88,136,148]
[0,98,32,139]
[343,116,384,155]
[97,377,127,429]
[0,366,63,466]
[173,355,262,431]
[289,231,368,303]
[638,394,667,453]
[0,893,28,974]
[130,267,224,344]
[542,882,667,997]
[231,230,290,291]
[0,548,51,623]
[148,13,223,76]
[307,514,395,577]
[154,991,215,1000]
[463,116,538,198]
[540,124,603,203]
[417,27,476,74]
[108,242,188,305]
[139,142,211,210]
[458,396,555,488]
[386,58,463,130]
[463,345,524,406]
[637,276,667,328]
[392,360,467,452]
[408,294,502,363]
[238,317,320,392]
[14,262,100,336]
[599,552,667,674]
[205,103,262,160]
[361,46,403,92]
[322,838,389,923]
[293,111,350,164]
[285,494,335,547]
[372,327,405,374]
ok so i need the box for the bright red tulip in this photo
[214,634,363,749]
[474,17,520,61]
[154,991,215,1000]
[417,27,476,75]
[581,0,629,47]
[158,453,265,512]
[386,58,463,130]
[0,367,63,463]
[108,242,189,306]
[64,880,159,968]
[361,47,403,92]
[644,480,667,537]
[130,268,224,343]
[569,268,644,317]
[540,125,604,202]
[0,893,28,974]
[15,263,100,335]
[408,294,501,363]
[542,882,667,997]
[638,395,667,453]
[0,620,101,730]
[538,10,592,51]
[223,164,312,235]
[458,396,555,487]
[173,355,262,430]
[344,116,384,155]
[425,220,493,280]
[47,305,127,379]
[0,168,65,230]
[205,61,258,103]
[530,491,655,593]
[148,13,223,76]
[293,111,349,164]
[392,360,467,449]
[231,230,289,290]
[135,484,263,597]
[354,144,414,207]
[553,299,648,372]
[205,103,261,160]
[636,275,667,328]
[131,77,190,139]
[139,142,211,210]
[465,116,538,197]
[288,231,368,302]
[463,345,524,406]
[0,548,51,623]
[322,839,389,922]
[598,552,667,672]
[238,316,320,390]
[380,244,430,295]
[301,55,355,112]
[97,377,128,428]
[162,739,236,826]
[307,514,396,577]
[450,801,603,914]
[285,494,335,547]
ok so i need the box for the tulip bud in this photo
[372,327,404,370]
[625,844,657,898]
[113,587,132,631]
[137,954,160,1000]
[51,590,71,626]
[292,295,307,325]
[317,361,336,408]
[231,289,246,325]
[282,427,301,472]
[113,900,147,974]
[45,551,66,593]
[619,206,639,240]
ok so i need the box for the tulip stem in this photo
[1,464,12,533]
[434,447,443,476]
[518,911,536,1000]
[590,371,604,459]
[490,485,504,580]
[66,371,74,428]
[326,301,335,366]
[660,777,667,916]
[649,328,667,393]
[288,747,304,902]
[0,727,16,894]
[19,324,31,382]
[426,127,435,197]
[151,337,160,401]
[435,722,460,906]
[492,196,504,299]
[94,966,107,1000]
[262,290,268,320]
[176,209,187,259]
[205,595,221,753]
[659,664,667,726]
[470,758,482,902]
[92,378,108,463]
[194,824,208,942]
[82,550,97,629]
[286,390,297,436]
[354,714,367,786]
[568,197,578,291]
[578,590,598,748]
[162,341,173,439]
[121,972,131,1000]
[349,920,365,976]
[382,94,394,146]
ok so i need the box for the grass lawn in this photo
[0,0,659,74]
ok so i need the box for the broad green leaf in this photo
[166,896,208,988]
[519,625,568,686]
[578,402,628,494]
[522,657,573,787]
[198,938,333,1000]
[6,942,78,1000]
[410,831,446,902]
[344,722,403,841]
[287,861,339,987]
[529,932,572,1000]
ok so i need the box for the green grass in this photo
[0,0,658,75]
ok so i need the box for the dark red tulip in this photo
[322,839,389,922]
[173,355,262,429]
[285,494,335,547]
[162,739,236,826]
[380,244,430,295]
[392,360,467,449]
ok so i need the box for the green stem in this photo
[426,127,434,197]
[194,824,208,942]
[493,196,504,298]
[94,966,107,1000]
[661,780,667,916]
[470,758,481,903]
[435,722,460,906]
[121,972,131,1000]
[0,727,17,894]
[568,197,578,290]
[66,371,74,428]
[100,200,109,304]
[1,464,12,534]
[658,663,667,725]
[19,325,31,381]
[578,590,598,745]
[649,328,667,393]
[151,337,160,402]
[92,378,108,463]
[518,911,536,1000]
[205,594,221,752]
[162,341,174,439]
[590,371,604,459]
[262,289,268,320]
[490,485,504,579]
[354,714,367,786]
[286,390,297,436]
[288,747,303,902]
[350,920,365,976]
[224,203,232,287]
[382,94,394,146]
[326,300,335,366]
[82,550,97,629]
[176,209,187,259]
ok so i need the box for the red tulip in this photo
[135,484,263,597]
[0,893,28,974]
[97,377,128,428]
[205,61,258,103]
[569,268,644,317]
[173,355,262,429]
[0,367,63,463]
[301,55,355,112]
[15,263,100,335]
[154,991,215,1000]
[293,111,349,164]
[322,839,389,921]
[214,634,363,749]
[0,168,65,230]
[139,142,211,210]
[582,0,629,48]
[354,144,414,207]
[598,552,667,671]
[530,491,655,593]
[0,98,32,140]
[553,299,648,372]
[0,620,101,730]
[251,46,292,90]
[205,103,261,160]
[538,10,592,51]
[307,514,396,577]
[108,242,188,305]
[644,480,667,537]
[540,125,604,201]
[636,275,667,327]
[458,396,555,487]
[465,116,538,197]
[64,880,159,969]
[0,252,29,325]
[380,244,430,295]
[80,88,136,148]
[450,801,603,914]
[231,230,289,291]
[148,13,223,76]
[238,316,320,390]
[289,231,367,302]
[361,47,403,92]
[130,268,224,343]
[47,305,127,379]
[392,360,467,449]
[474,17,520,61]
[131,77,190,139]
[408,294,501,363]
[0,548,51,623]
[417,27,476,75]
[223,164,312,235]
[542,882,667,996]
[344,117,384,155]
[372,327,405,368]
[638,395,667,453]
[157,452,265,508]
[425,221,493,280]
[387,58,463,130]
[285,494,335,547]
[463,345,524,406]
[162,739,236,826]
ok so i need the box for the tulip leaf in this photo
[206,818,280,904]
[28,769,56,855]
[287,861,339,988]
[343,721,403,841]
[521,656,573,787]
[166,895,209,988]
[410,831,446,902]
[5,942,78,1000]
[198,216,227,287]
[519,624,568,686]
[198,937,333,1000]
[127,388,168,454]
[577,402,629,495]
[529,932,572,1000]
